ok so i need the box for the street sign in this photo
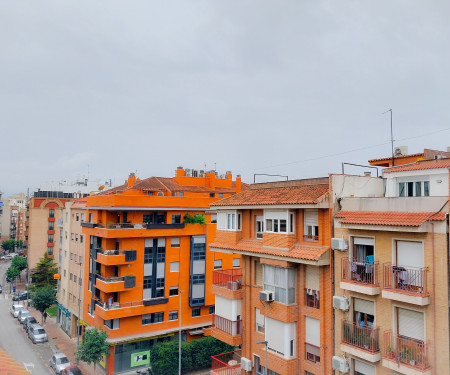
[54,274,60,279]
[13,286,16,293]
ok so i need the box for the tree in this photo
[31,285,56,324]
[31,252,58,288]
[6,266,20,283]
[76,327,109,373]
[11,256,27,273]
[1,239,16,252]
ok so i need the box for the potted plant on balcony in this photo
[385,345,395,359]
[400,347,414,365]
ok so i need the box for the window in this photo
[218,194,223,198]
[171,237,180,248]
[81,213,85,221]
[353,359,375,375]
[305,317,320,364]
[74,275,77,283]
[232,258,240,268]
[142,312,164,325]
[353,237,374,262]
[305,265,320,308]
[354,298,375,329]
[398,180,430,197]
[211,214,217,223]
[169,311,178,320]
[192,308,201,317]
[192,241,206,260]
[49,209,55,218]
[214,260,222,269]
[80,235,84,243]
[64,270,66,277]
[169,286,179,296]
[170,262,179,272]
[179,192,184,197]
[256,216,264,239]
[144,247,152,264]
[65,231,67,239]
[210,193,215,198]
[47,247,53,255]
[71,233,75,240]
[104,319,119,330]
[70,273,73,281]
[209,305,215,314]
[75,254,78,262]
[304,209,319,241]
[256,308,265,333]
[48,222,54,230]
[79,256,83,264]
[79,278,82,286]
[70,253,73,260]
[263,265,295,304]
[143,214,153,224]
[76,214,79,221]
[48,234,54,243]
[227,213,235,229]
[172,214,181,224]
[192,274,205,284]
[143,276,152,290]
[266,317,296,358]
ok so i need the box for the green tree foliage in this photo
[150,336,234,375]
[31,252,58,288]
[76,328,109,373]
[183,214,206,224]
[6,266,20,282]
[31,285,56,324]
[1,239,17,252]
[11,256,27,272]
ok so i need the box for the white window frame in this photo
[264,210,290,234]
[398,179,430,197]
[263,265,296,305]
[217,210,242,231]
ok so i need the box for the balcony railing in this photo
[211,350,241,375]
[342,258,378,286]
[96,275,136,288]
[213,315,242,336]
[383,330,429,370]
[96,249,137,261]
[94,296,169,310]
[96,222,147,229]
[383,264,427,295]
[213,269,242,290]
[303,235,319,242]
[305,288,320,308]
[342,320,379,353]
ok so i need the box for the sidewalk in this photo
[27,306,97,375]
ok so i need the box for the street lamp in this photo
[256,341,268,375]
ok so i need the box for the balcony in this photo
[210,350,241,375]
[95,275,135,293]
[341,320,380,362]
[212,269,243,300]
[94,297,169,319]
[382,264,429,305]
[95,249,137,265]
[382,331,430,374]
[341,258,380,295]
[303,234,318,242]
[211,315,242,346]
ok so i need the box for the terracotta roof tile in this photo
[368,153,423,163]
[210,239,329,261]
[335,211,446,226]
[211,184,329,206]
[384,158,450,173]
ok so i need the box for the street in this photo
[0,260,54,374]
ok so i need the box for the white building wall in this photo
[384,169,449,197]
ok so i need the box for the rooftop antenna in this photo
[383,108,394,166]
[214,162,216,172]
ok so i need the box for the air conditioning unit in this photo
[332,356,349,373]
[241,357,252,372]
[331,238,348,251]
[333,296,349,311]
[394,146,408,156]
[259,290,274,302]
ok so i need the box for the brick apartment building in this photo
[332,157,450,375]
[81,168,243,374]
[209,175,381,375]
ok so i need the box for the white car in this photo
[49,353,71,374]
[1,254,13,260]
[11,304,24,318]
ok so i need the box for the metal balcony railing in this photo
[342,258,378,286]
[95,275,124,283]
[94,296,168,310]
[96,249,137,261]
[383,264,427,295]
[383,330,429,370]
[213,269,242,290]
[303,235,319,242]
[211,350,241,375]
[342,320,379,353]
[213,315,242,336]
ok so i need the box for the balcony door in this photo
[395,241,424,288]
[353,298,374,328]
[255,216,263,239]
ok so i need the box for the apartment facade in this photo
[209,176,381,375]
[56,199,87,338]
[0,193,27,243]
[81,168,242,374]
[332,158,450,375]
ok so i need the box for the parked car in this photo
[23,316,37,333]
[18,309,31,324]
[13,291,30,301]
[61,366,83,375]
[11,304,24,318]
[28,324,48,344]
[1,254,13,260]
[49,353,71,374]
[0,284,2,293]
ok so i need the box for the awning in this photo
[189,329,205,336]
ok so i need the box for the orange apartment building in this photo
[81,168,243,374]
[332,157,450,375]
[209,175,381,375]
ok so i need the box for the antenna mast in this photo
[383,109,394,166]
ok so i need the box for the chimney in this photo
[176,166,185,177]
[226,171,232,180]
[206,171,216,189]
[128,173,136,188]
[236,175,241,193]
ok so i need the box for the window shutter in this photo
[397,241,423,268]
[265,317,285,355]
[217,212,227,230]
[304,209,318,226]
[354,360,375,375]
[305,265,320,291]
[398,308,424,341]
[305,317,320,346]
[354,298,374,315]
[255,262,263,286]
[256,308,264,326]
[353,237,374,246]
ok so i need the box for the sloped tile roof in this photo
[384,158,450,173]
[98,183,128,195]
[335,211,446,226]
[210,239,329,261]
[211,184,329,206]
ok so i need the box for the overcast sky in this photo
[1,1,450,196]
